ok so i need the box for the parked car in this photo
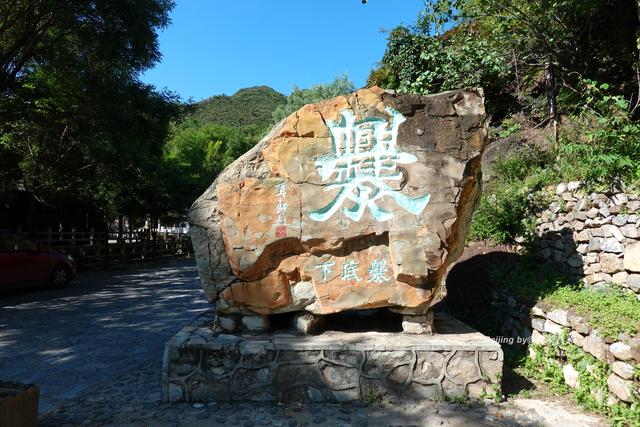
[0,231,76,289]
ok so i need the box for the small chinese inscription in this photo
[315,258,392,284]
[275,182,288,237]
[341,260,361,282]
[315,261,336,281]
[367,259,390,283]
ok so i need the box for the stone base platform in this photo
[162,313,503,403]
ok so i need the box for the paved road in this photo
[0,258,209,413]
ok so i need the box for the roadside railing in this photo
[26,228,191,269]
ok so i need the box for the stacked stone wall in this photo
[535,182,640,293]
[489,289,639,406]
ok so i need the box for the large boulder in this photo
[188,87,487,316]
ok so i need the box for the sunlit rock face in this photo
[188,87,487,316]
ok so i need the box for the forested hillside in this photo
[189,86,285,128]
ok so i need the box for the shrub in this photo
[468,184,537,244]
[557,80,640,190]
[469,147,554,244]
[489,145,555,183]
[496,117,523,139]
[372,24,509,98]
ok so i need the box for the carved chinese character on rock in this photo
[188,87,487,333]
[310,108,430,222]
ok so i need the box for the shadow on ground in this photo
[0,257,210,413]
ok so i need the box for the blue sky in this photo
[140,0,425,101]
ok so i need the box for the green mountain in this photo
[190,86,286,129]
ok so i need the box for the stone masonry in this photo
[489,289,640,405]
[162,314,502,403]
[536,181,640,294]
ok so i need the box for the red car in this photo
[0,231,76,289]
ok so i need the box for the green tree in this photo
[371,0,639,116]
[0,0,179,227]
[0,0,173,93]
[162,122,263,216]
[372,24,508,97]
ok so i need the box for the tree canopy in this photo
[0,0,173,93]
[192,86,286,129]
[371,0,640,244]
[0,0,179,228]
[370,0,639,119]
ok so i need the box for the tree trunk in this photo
[545,59,558,143]
[512,49,521,100]
[118,215,124,242]
[151,215,157,261]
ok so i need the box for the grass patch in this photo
[489,256,640,340]
[545,287,640,340]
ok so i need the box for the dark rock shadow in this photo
[534,227,585,286]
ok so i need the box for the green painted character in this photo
[309,108,430,222]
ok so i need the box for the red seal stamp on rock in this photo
[275,225,287,238]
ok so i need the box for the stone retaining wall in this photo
[490,289,640,405]
[162,314,503,403]
[535,182,640,293]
